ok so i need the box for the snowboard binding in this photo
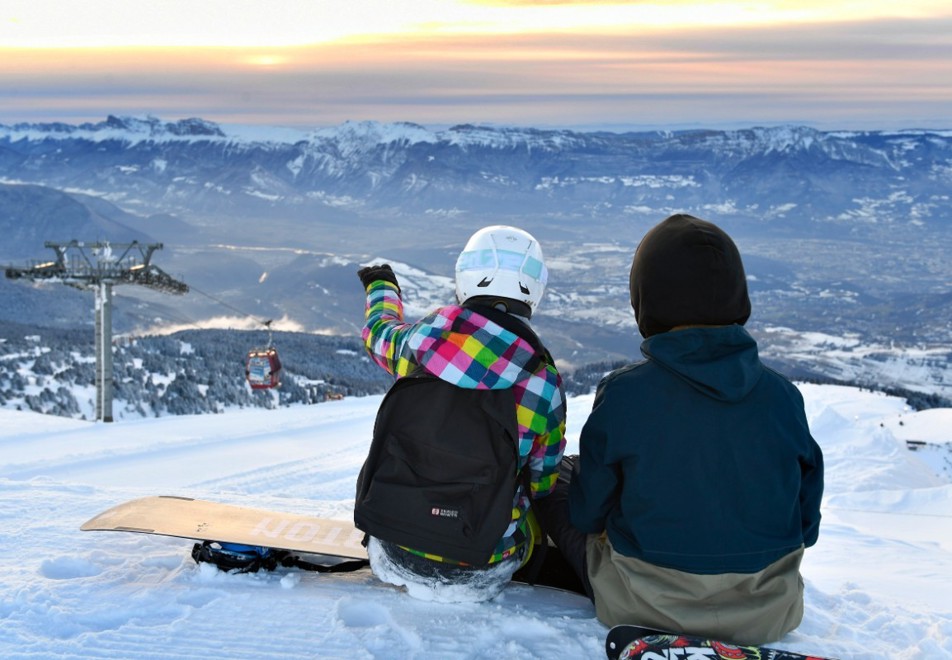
[191,540,286,573]
[191,540,370,575]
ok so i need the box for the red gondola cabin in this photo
[246,347,282,390]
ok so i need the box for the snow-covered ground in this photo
[1,385,950,659]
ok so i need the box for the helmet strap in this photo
[464,296,532,319]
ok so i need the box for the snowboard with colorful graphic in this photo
[605,625,835,660]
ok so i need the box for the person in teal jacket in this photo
[540,214,823,645]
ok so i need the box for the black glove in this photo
[357,264,400,293]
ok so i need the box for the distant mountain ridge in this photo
[2,116,951,397]
[2,116,950,237]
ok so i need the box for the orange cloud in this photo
[1,13,949,130]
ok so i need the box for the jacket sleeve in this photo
[785,385,823,548]
[525,374,567,498]
[799,430,824,548]
[568,381,622,533]
[361,280,415,377]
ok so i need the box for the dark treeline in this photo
[0,321,947,420]
[0,322,392,419]
[791,374,951,412]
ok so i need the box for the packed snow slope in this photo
[1,384,950,659]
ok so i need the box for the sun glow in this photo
[1,0,949,129]
[242,54,291,68]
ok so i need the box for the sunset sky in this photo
[2,0,950,131]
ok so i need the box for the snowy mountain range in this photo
[3,116,950,234]
[1,116,951,397]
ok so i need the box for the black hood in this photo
[630,214,751,338]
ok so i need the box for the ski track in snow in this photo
[1,386,951,659]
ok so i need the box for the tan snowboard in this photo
[81,496,368,558]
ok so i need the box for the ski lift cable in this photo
[117,306,230,347]
[186,283,274,332]
[154,307,205,332]
[111,295,207,340]
[187,284,278,357]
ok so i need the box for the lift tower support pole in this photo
[5,241,188,422]
[95,280,114,422]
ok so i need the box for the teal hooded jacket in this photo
[569,325,823,574]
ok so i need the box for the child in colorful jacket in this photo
[356,225,567,602]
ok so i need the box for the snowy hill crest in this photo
[0,384,950,658]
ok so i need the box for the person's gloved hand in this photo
[357,264,400,293]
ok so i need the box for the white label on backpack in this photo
[430,507,459,519]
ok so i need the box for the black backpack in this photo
[354,306,546,566]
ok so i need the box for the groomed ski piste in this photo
[1,384,950,659]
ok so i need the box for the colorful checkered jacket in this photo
[361,279,567,563]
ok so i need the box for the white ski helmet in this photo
[455,225,548,317]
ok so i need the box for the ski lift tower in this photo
[5,241,188,422]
